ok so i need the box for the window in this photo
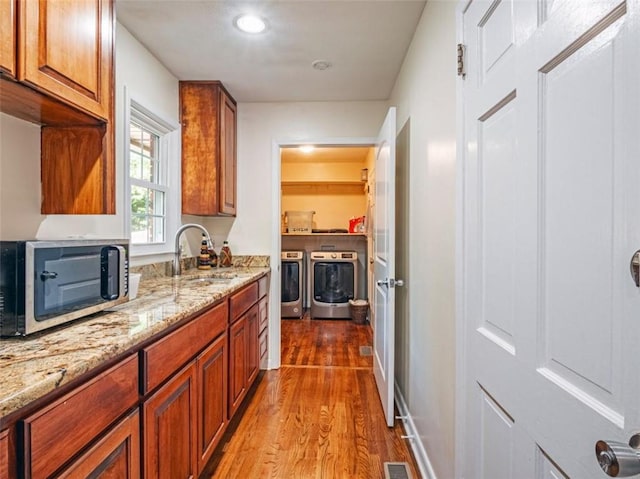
[125,95,179,254]
[129,121,166,244]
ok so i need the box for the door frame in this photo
[454,1,469,477]
[268,136,376,370]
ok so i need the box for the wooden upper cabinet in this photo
[0,0,16,77]
[0,0,116,214]
[181,81,237,216]
[18,0,113,121]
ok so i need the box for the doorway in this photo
[280,145,373,320]
[268,138,375,371]
[269,107,398,431]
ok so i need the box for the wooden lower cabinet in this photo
[259,329,269,370]
[246,304,259,387]
[23,355,138,478]
[4,278,269,479]
[258,296,269,369]
[229,302,260,419]
[196,333,227,473]
[58,410,140,478]
[143,363,197,479]
[228,316,247,419]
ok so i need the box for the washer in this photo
[310,251,358,319]
[281,251,304,318]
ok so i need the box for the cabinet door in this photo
[219,89,236,215]
[228,316,247,419]
[180,81,236,217]
[18,0,113,120]
[58,410,140,479]
[196,333,227,474]
[180,82,220,216]
[0,0,16,76]
[0,429,8,479]
[246,304,259,387]
[144,363,197,479]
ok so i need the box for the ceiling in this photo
[115,0,426,103]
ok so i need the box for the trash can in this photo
[349,299,368,325]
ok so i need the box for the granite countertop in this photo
[0,266,269,425]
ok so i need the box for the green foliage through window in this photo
[129,121,166,244]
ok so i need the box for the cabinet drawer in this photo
[229,282,258,323]
[23,355,138,479]
[258,297,268,333]
[258,275,268,299]
[143,301,228,393]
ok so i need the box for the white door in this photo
[373,107,397,427]
[459,0,640,477]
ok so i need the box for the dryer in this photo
[281,251,304,318]
[310,251,357,319]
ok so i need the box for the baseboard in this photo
[394,383,438,479]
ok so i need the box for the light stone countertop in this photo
[0,266,269,425]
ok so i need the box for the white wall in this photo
[388,1,457,478]
[213,101,387,255]
[0,113,42,240]
[115,23,182,264]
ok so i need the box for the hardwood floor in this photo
[203,314,420,478]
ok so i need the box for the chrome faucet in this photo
[173,223,212,276]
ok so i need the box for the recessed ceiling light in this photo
[234,14,266,34]
[299,145,315,154]
[312,60,332,71]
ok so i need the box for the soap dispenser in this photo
[197,234,211,270]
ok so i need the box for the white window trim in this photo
[123,87,180,257]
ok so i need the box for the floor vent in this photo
[359,345,372,356]
[384,462,413,479]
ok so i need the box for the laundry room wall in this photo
[281,157,368,231]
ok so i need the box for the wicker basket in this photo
[349,299,368,325]
[285,210,314,234]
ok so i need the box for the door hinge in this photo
[457,43,466,78]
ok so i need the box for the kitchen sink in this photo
[185,277,230,284]
[183,273,238,284]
